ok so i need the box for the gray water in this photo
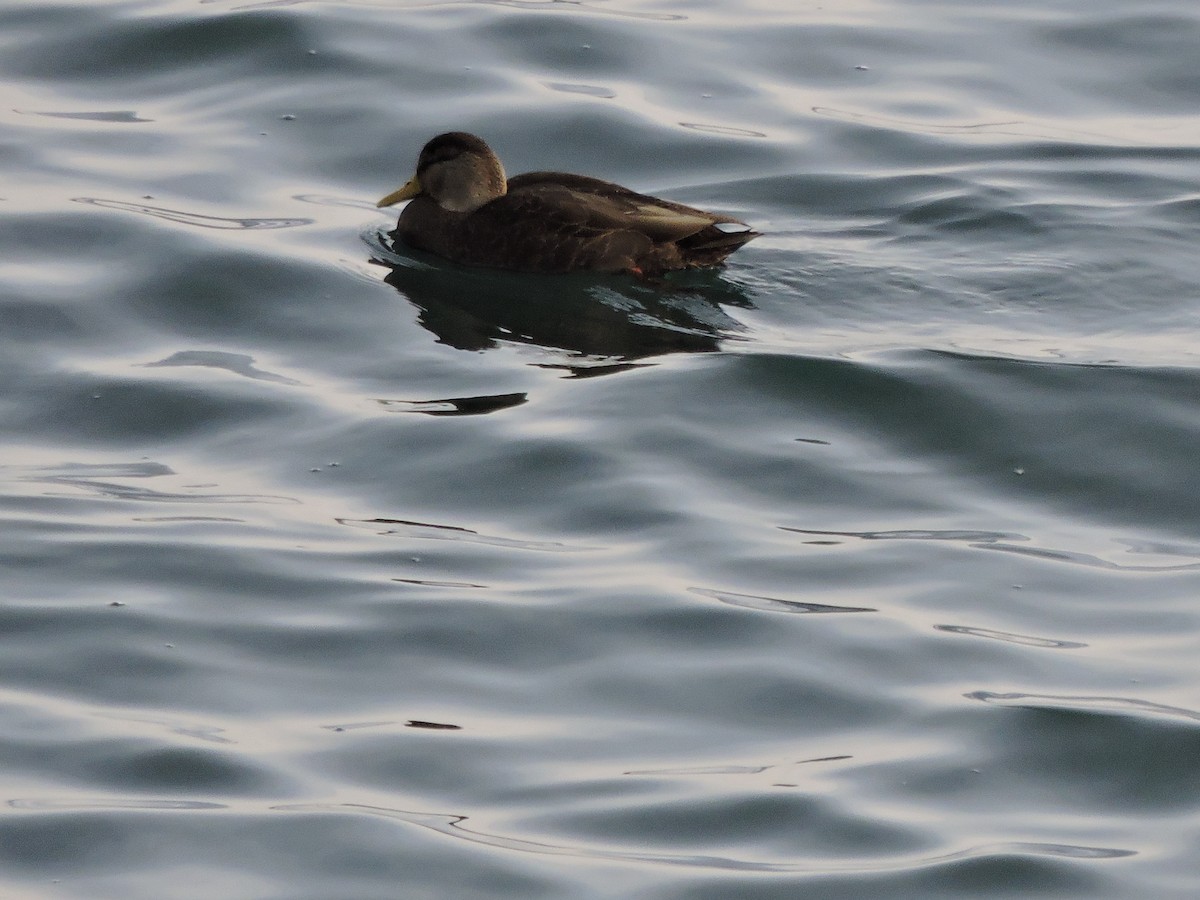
[2,0,1200,897]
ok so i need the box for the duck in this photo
[376,132,759,276]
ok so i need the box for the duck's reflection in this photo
[370,234,754,373]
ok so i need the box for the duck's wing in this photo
[505,172,747,242]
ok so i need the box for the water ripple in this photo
[98,713,236,744]
[203,0,684,17]
[9,798,225,811]
[967,691,1200,723]
[404,719,463,731]
[689,587,875,615]
[143,351,302,385]
[28,473,299,506]
[374,393,529,416]
[781,527,1025,543]
[976,541,1200,572]
[935,625,1086,650]
[543,81,616,99]
[678,122,768,138]
[336,517,579,551]
[781,527,1200,571]
[392,577,489,588]
[71,198,311,230]
[14,109,151,123]
[323,719,463,732]
[274,803,1135,873]
[810,106,1133,145]
[627,755,852,777]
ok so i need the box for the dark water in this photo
[2,0,1200,897]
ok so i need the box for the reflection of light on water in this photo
[543,81,617,99]
[14,108,152,123]
[967,691,1200,723]
[272,801,1136,872]
[809,105,1200,147]
[934,624,1087,650]
[71,197,311,230]
[735,312,1200,368]
[202,0,685,18]
[689,585,875,614]
[516,73,773,145]
[337,516,581,552]
[780,525,1200,573]
[680,122,768,138]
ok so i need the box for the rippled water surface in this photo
[3,0,1200,897]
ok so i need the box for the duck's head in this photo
[376,132,507,213]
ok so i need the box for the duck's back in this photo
[395,171,757,274]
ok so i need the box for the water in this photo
[2,0,1199,897]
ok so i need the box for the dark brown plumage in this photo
[376,132,759,276]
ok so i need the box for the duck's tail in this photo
[679,224,760,265]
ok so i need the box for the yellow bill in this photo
[376,175,422,208]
